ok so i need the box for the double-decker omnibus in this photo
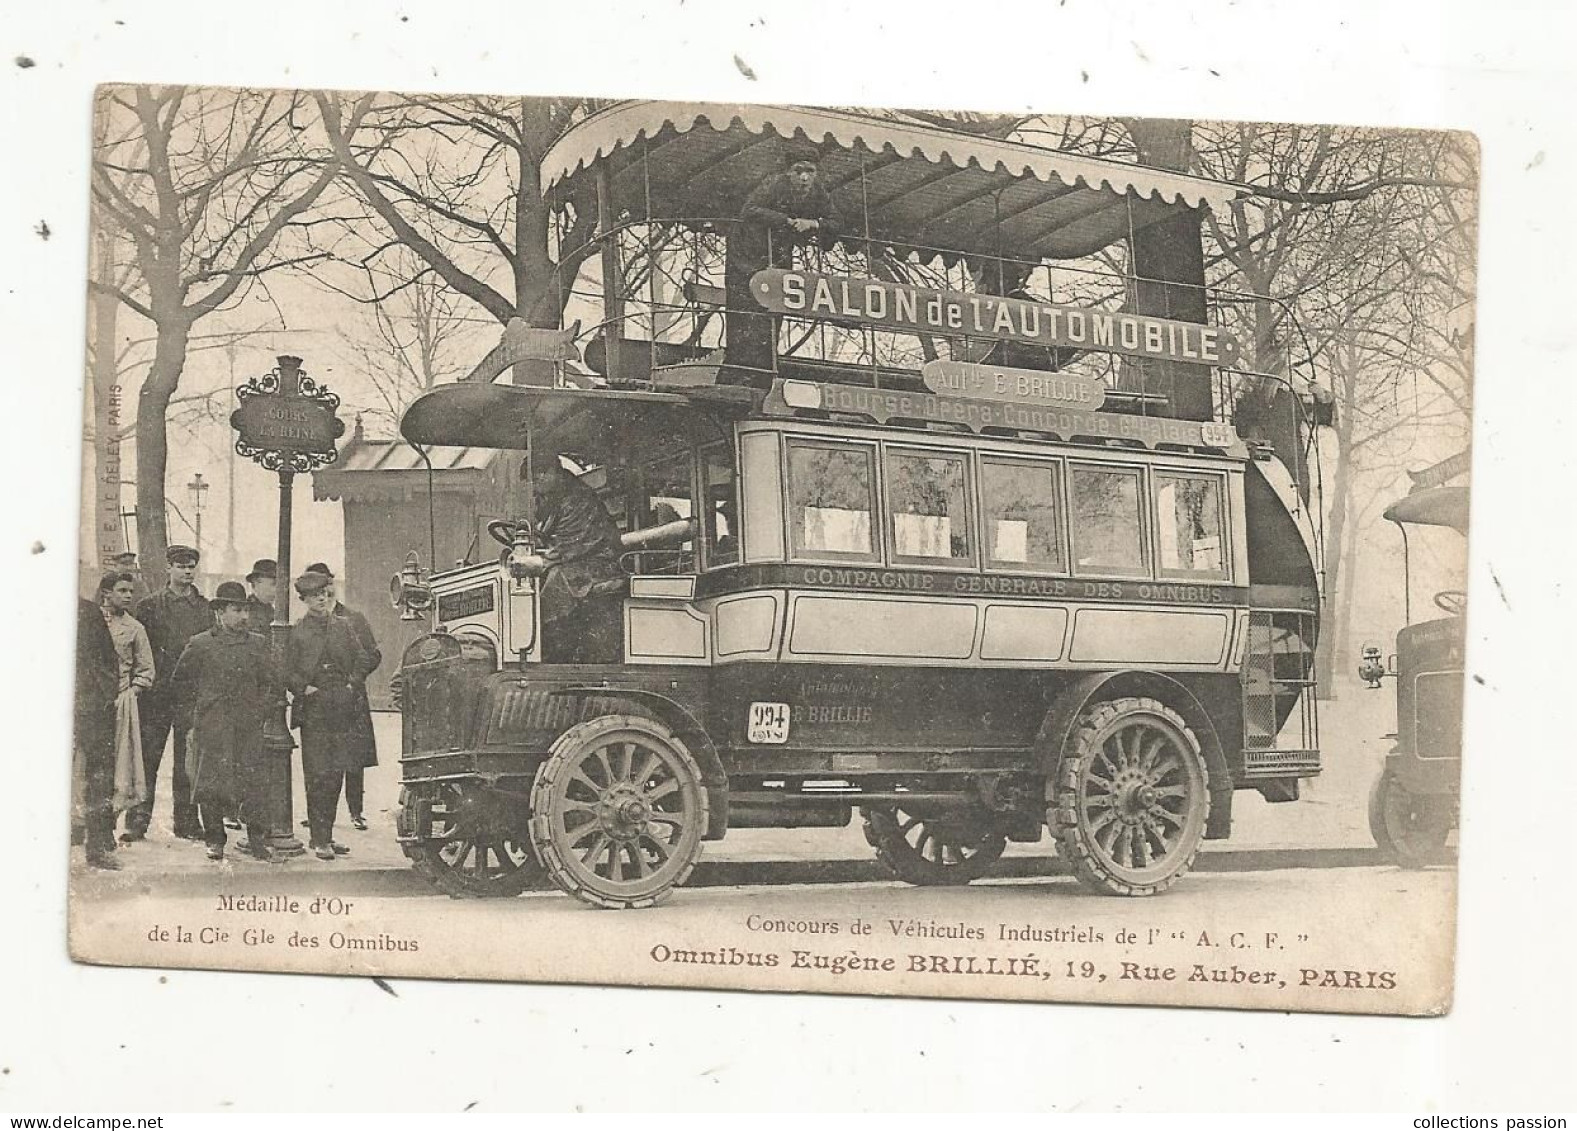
[388,102,1329,908]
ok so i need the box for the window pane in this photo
[788,443,876,559]
[981,459,1064,571]
[886,449,972,564]
[703,445,739,567]
[1071,466,1145,575]
[1157,473,1225,575]
[641,455,694,527]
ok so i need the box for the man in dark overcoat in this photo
[129,544,212,842]
[170,582,280,862]
[244,559,277,637]
[721,143,842,387]
[303,563,381,830]
[285,571,373,860]
[516,463,626,664]
[75,596,120,869]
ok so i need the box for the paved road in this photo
[74,678,1414,896]
[71,686,1456,1014]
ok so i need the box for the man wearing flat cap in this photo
[244,559,277,637]
[285,570,374,859]
[722,141,843,387]
[302,563,381,830]
[169,582,280,862]
[127,544,211,842]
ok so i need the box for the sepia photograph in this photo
[68,85,1475,1016]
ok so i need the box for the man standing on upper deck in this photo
[126,544,211,843]
[721,142,842,389]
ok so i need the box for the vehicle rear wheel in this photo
[529,716,708,910]
[1050,696,1210,897]
[400,784,543,898]
[1368,769,1453,868]
[861,805,1006,886]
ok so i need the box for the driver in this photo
[514,459,626,663]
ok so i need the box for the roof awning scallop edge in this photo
[543,103,1243,264]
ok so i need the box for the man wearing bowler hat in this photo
[170,582,280,862]
[127,544,211,842]
[285,570,373,859]
[302,563,381,830]
[244,559,278,636]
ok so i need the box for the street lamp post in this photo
[187,472,208,565]
[231,355,345,858]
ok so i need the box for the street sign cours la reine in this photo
[230,355,345,473]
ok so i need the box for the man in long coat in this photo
[302,563,381,830]
[170,582,280,863]
[75,595,120,869]
[130,544,211,841]
[285,571,374,860]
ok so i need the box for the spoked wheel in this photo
[529,716,708,910]
[1051,696,1210,896]
[1368,769,1454,868]
[861,805,1006,886]
[400,783,543,899]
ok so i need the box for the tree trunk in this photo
[1313,344,1357,698]
[1330,490,1360,688]
[1124,119,1213,423]
[134,317,192,589]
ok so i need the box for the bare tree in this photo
[90,85,340,578]
[313,93,603,357]
[336,246,477,433]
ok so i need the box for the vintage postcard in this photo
[70,87,1474,1015]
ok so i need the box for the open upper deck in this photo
[525,100,1328,465]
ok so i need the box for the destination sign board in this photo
[752,269,1243,369]
[769,379,1242,452]
[921,359,1105,411]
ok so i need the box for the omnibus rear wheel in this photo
[528,715,708,910]
[1368,769,1453,868]
[862,805,1006,886]
[400,783,543,899]
[1050,696,1210,897]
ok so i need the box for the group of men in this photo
[74,544,381,868]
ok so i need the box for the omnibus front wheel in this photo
[399,784,543,899]
[1050,697,1210,897]
[529,715,708,910]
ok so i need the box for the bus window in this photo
[787,440,879,562]
[639,452,695,528]
[1070,464,1146,577]
[1155,472,1227,579]
[981,457,1065,573]
[885,448,974,567]
[702,443,739,567]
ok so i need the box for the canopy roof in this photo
[543,102,1245,263]
[400,382,729,454]
[1383,484,1471,533]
